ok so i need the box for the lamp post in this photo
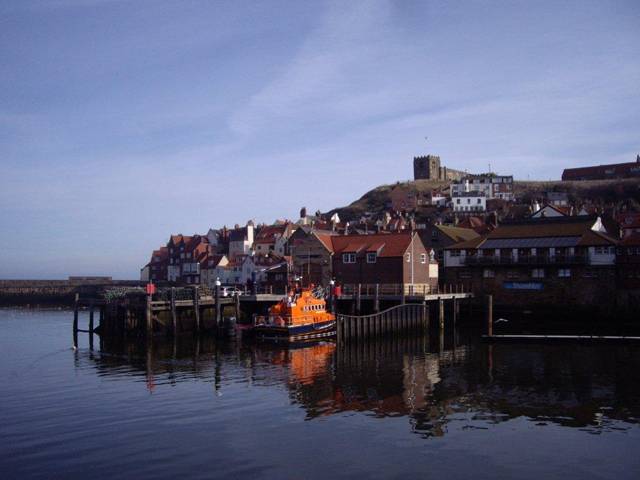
[329,279,335,314]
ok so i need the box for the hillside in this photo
[327,178,640,221]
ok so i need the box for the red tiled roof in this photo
[255,224,287,240]
[331,233,417,257]
[313,232,336,252]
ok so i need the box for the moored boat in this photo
[253,288,336,341]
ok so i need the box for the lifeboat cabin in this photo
[254,289,336,341]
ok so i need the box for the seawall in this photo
[0,279,144,306]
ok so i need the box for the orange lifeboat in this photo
[254,288,336,341]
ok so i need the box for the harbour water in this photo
[1,308,640,479]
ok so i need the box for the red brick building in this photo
[331,232,438,289]
[562,155,640,181]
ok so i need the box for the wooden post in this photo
[374,284,380,313]
[486,294,493,337]
[439,298,445,329]
[89,301,94,333]
[337,315,343,344]
[356,283,361,314]
[170,287,177,337]
[146,294,153,337]
[88,301,95,349]
[401,285,406,305]
[73,293,79,347]
[193,286,201,334]
[422,301,428,331]
[99,306,104,332]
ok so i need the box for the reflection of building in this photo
[86,331,640,439]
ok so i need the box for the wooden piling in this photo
[439,298,445,329]
[193,286,201,333]
[356,283,362,314]
[73,293,79,347]
[486,294,493,337]
[89,301,94,333]
[170,287,177,337]
[422,301,429,331]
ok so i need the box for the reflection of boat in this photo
[253,288,336,341]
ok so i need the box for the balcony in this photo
[461,255,588,266]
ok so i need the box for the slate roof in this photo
[447,216,618,250]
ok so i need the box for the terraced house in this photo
[442,216,619,309]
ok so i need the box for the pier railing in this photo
[462,255,588,266]
[339,283,469,297]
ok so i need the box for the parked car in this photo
[221,286,243,297]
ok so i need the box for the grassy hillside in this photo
[327,178,640,221]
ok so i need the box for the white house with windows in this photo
[452,191,486,213]
[451,174,514,201]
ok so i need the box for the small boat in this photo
[253,288,336,341]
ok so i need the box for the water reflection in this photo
[83,331,640,437]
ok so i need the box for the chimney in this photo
[637,154,640,163]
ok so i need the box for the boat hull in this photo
[254,320,336,341]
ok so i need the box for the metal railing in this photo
[339,283,468,297]
[461,255,588,266]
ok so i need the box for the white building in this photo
[228,221,255,259]
[451,174,514,201]
[452,191,486,213]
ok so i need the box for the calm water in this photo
[2,309,640,479]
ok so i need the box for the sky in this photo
[1,0,639,279]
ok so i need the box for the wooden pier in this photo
[73,283,479,347]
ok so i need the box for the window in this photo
[507,271,519,279]
[532,268,545,278]
[431,230,438,240]
[366,252,377,263]
[558,268,571,278]
[594,246,611,255]
[343,253,356,264]
[456,199,461,204]
[483,269,495,278]
[449,250,460,257]
[477,199,481,204]
[406,253,411,263]
[420,253,427,264]
[458,270,472,279]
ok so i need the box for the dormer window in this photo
[366,252,377,263]
[343,253,356,264]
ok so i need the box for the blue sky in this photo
[1,0,639,279]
